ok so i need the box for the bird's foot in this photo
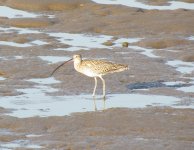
[102,95,106,100]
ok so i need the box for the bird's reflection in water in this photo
[93,96,106,111]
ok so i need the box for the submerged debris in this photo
[0,71,5,76]
[122,42,129,47]
[128,81,191,90]
[103,41,114,46]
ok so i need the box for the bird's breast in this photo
[80,68,97,77]
[74,63,97,77]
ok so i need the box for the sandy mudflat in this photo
[0,108,194,150]
[0,0,194,149]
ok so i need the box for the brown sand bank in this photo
[0,108,194,149]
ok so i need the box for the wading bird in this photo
[51,54,128,98]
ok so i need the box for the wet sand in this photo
[0,108,194,150]
[0,0,194,149]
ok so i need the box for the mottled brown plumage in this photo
[51,54,128,98]
[80,60,128,75]
[73,55,128,98]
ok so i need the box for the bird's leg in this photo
[103,96,106,110]
[93,96,97,111]
[92,77,98,97]
[99,76,106,98]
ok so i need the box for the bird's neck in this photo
[74,60,82,71]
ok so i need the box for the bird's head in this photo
[73,54,82,64]
[50,54,81,76]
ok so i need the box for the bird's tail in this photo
[114,64,129,73]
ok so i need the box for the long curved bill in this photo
[50,58,73,76]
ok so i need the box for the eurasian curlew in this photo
[51,54,128,98]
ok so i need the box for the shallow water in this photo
[0,77,5,80]
[26,134,42,138]
[0,41,32,47]
[0,26,144,51]
[166,60,194,74]
[0,76,192,118]
[27,77,60,85]
[48,32,142,51]
[91,0,194,10]
[128,81,190,90]
[128,45,159,58]
[177,85,194,93]
[0,25,156,59]
[0,92,183,118]
[0,56,23,61]
[0,129,14,136]
[30,40,48,46]
[48,32,112,50]
[2,75,193,118]
[187,36,194,41]
[0,4,193,120]
[0,6,39,18]
[14,56,23,59]
[0,40,47,47]
[0,26,42,34]
[163,81,185,86]
[38,56,71,64]
[167,77,194,93]
[55,47,90,51]
[0,26,161,59]
[0,140,43,149]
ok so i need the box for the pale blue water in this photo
[91,0,194,10]
[0,6,39,18]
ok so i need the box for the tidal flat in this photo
[0,0,194,149]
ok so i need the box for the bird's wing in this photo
[82,60,128,74]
